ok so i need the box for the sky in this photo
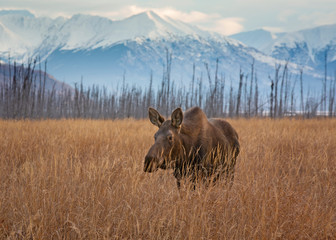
[1,0,336,35]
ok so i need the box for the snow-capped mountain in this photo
[0,10,321,90]
[0,10,210,59]
[230,29,285,52]
[0,62,72,92]
[230,25,336,72]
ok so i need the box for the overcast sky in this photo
[1,0,336,35]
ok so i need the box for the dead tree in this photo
[165,48,172,116]
[290,78,297,114]
[248,59,255,117]
[254,73,259,116]
[270,76,274,118]
[236,69,244,117]
[329,73,336,117]
[322,49,328,115]
[274,64,281,118]
[279,61,288,117]
[300,69,304,116]
[190,63,195,107]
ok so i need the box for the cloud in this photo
[158,9,245,35]
[278,9,297,23]
[262,26,285,33]
[2,0,336,34]
[0,2,245,35]
[275,8,336,31]
[208,18,245,35]
[98,6,244,35]
[298,10,336,26]
[101,5,217,22]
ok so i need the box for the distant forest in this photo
[0,52,335,119]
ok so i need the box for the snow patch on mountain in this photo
[272,24,336,51]
[231,24,336,70]
[0,9,326,90]
[230,29,284,52]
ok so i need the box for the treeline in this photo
[0,55,335,119]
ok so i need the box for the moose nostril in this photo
[144,156,155,172]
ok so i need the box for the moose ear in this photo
[171,108,183,129]
[148,107,165,128]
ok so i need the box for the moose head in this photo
[144,107,184,172]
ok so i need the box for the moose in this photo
[144,107,240,189]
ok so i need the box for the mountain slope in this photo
[230,29,284,52]
[230,25,336,72]
[0,10,211,58]
[0,10,320,90]
[0,62,72,92]
[269,25,336,70]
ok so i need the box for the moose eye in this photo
[167,135,173,142]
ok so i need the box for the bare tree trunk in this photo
[220,74,225,116]
[279,62,288,117]
[42,61,47,118]
[204,62,214,117]
[191,63,195,107]
[284,69,290,115]
[147,71,153,109]
[300,69,304,117]
[229,81,234,118]
[329,73,336,117]
[236,69,244,117]
[323,49,328,116]
[165,48,172,116]
[198,74,203,108]
[270,76,274,118]
[248,59,254,117]
[214,59,219,116]
[274,64,281,118]
[243,74,248,117]
[254,73,259,117]
[291,78,297,115]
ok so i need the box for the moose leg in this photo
[225,156,237,188]
[176,179,181,190]
[174,167,183,190]
[229,143,239,185]
[212,171,221,184]
[227,167,235,188]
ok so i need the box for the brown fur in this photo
[144,107,240,189]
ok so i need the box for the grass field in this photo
[0,118,335,239]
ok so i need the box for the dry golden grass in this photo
[0,118,335,239]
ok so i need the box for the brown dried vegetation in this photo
[0,118,335,239]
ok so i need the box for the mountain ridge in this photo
[0,9,330,90]
[230,24,336,71]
